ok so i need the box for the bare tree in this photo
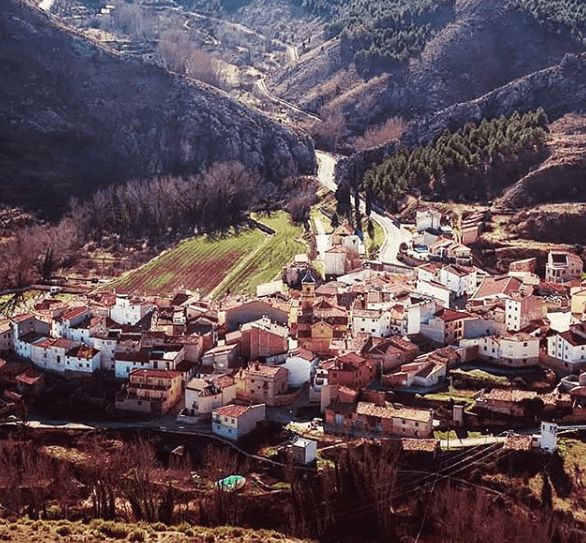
[112,1,158,40]
[186,49,217,85]
[158,30,189,73]
[309,105,346,151]
[354,117,409,151]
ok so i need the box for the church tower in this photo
[301,270,316,310]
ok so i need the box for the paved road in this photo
[316,151,412,266]
[185,9,319,122]
[371,210,412,266]
[316,151,337,191]
[256,77,320,121]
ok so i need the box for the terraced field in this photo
[109,212,307,298]
[213,212,307,297]
[109,227,266,297]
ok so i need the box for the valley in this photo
[3,0,586,542]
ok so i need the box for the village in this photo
[1,205,585,459]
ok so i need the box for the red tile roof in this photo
[129,369,181,379]
[401,438,440,452]
[53,338,76,350]
[473,276,522,300]
[504,435,533,451]
[356,402,432,423]
[337,352,366,365]
[11,313,34,324]
[559,329,586,347]
[215,404,252,418]
[437,308,473,323]
[246,363,286,378]
[62,306,88,321]
[482,389,537,402]
[15,369,43,386]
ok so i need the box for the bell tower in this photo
[301,270,316,310]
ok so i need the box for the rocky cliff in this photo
[337,52,586,194]
[0,0,315,216]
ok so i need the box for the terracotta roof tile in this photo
[215,404,254,418]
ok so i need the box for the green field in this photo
[212,212,307,297]
[109,211,307,298]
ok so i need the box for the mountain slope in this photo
[337,52,586,194]
[271,0,583,135]
[0,0,315,216]
[501,113,586,207]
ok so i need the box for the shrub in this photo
[128,529,146,542]
[56,525,72,537]
[98,521,129,539]
[151,522,167,532]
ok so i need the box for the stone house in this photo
[183,374,236,419]
[321,352,376,390]
[236,362,289,406]
[115,369,183,415]
[366,336,419,373]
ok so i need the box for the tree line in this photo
[290,0,453,64]
[362,109,548,211]
[330,0,453,64]
[0,435,582,542]
[505,0,586,41]
[0,161,318,289]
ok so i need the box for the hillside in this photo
[0,0,315,217]
[336,52,586,196]
[501,113,586,207]
[269,0,584,136]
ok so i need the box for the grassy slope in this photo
[108,211,307,298]
[109,228,266,297]
[213,211,307,297]
[0,518,309,543]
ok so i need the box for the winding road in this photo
[183,8,319,122]
[255,77,320,121]
[316,151,411,265]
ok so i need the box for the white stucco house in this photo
[212,403,266,440]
